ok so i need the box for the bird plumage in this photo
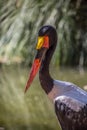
[49,80,87,130]
[25,25,87,130]
[55,95,87,130]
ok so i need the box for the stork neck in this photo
[39,45,56,94]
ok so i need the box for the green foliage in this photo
[0,0,87,66]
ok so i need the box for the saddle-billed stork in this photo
[24,25,87,130]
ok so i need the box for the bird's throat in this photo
[39,48,54,94]
[39,70,53,94]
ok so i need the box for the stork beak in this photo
[25,58,41,93]
[24,36,49,93]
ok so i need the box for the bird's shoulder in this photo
[48,80,74,101]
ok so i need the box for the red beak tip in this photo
[24,87,28,93]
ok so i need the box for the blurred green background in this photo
[0,0,87,130]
